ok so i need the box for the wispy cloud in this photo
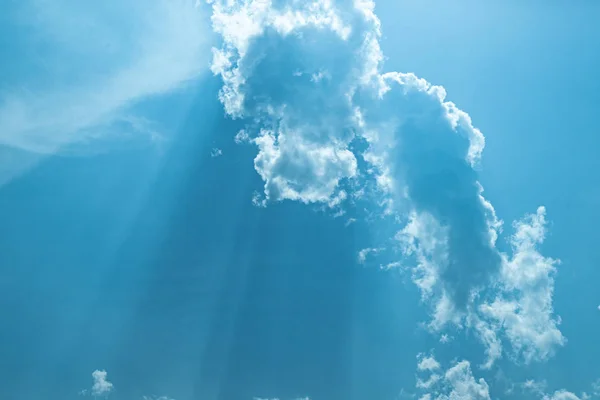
[0,0,211,154]
[357,247,384,264]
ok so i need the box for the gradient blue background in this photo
[1,1,599,399]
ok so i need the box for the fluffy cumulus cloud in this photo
[519,379,587,400]
[361,71,499,323]
[208,0,373,204]
[415,356,490,400]
[208,0,563,371]
[543,390,583,400]
[91,370,113,397]
[416,354,442,390]
[402,202,564,369]
[0,0,210,154]
[479,207,565,364]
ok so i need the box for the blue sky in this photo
[1,1,599,400]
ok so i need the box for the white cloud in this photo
[234,129,251,144]
[396,211,449,311]
[210,0,505,332]
[470,316,502,369]
[543,390,583,400]
[522,379,547,397]
[479,207,565,364]
[439,334,452,344]
[252,128,357,204]
[415,357,490,400]
[211,147,223,157]
[416,354,442,391]
[208,0,370,205]
[91,370,113,397]
[440,361,491,400]
[357,247,384,264]
[417,355,441,372]
[526,378,600,400]
[208,0,564,369]
[0,0,210,154]
[398,205,563,368]
[417,375,441,391]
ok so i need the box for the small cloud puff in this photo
[91,370,113,397]
[234,129,251,144]
[357,247,384,264]
[417,354,441,372]
[439,334,452,344]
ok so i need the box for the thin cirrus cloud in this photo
[207,0,564,370]
[0,0,211,155]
